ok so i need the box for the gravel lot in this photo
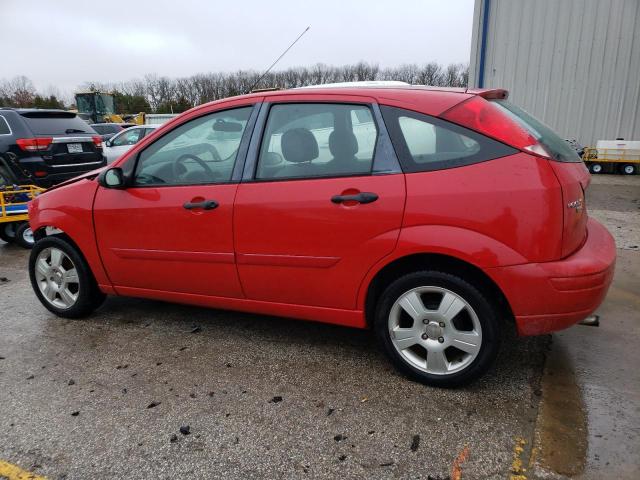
[0,173,637,479]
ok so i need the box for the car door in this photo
[93,103,259,298]
[234,97,406,310]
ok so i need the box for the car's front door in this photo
[234,98,406,310]
[93,103,258,298]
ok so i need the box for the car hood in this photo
[43,166,106,193]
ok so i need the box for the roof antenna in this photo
[247,26,310,93]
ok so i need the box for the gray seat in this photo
[276,128,319,178]
[327,130,368,174]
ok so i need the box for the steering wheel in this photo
[173,154,217,182]
[192,143,223,162]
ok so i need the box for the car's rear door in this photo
[233,95,406,310]
[93,101,260,298]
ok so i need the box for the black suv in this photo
[0,108,106,188]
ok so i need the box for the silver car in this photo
[103,125,158,163]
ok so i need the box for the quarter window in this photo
[256,103,377,180]
[381,106,516,172]
[134,107,252,186]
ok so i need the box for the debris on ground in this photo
[71,411,79,416]
[270,396,283,403]
[170,434,178,443]
[68,379,75,386]
[147,401,161,409]
[334,434,346,442]
[190,326,202,334]
[179,425,190,435]
[410,434,420,452]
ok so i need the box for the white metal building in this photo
[469,0,640,147]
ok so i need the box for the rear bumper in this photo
[17,155,106,187]
[488,218,616,336]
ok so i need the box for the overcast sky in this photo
[2,0,474,98]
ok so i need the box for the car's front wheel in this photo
[29,236,106,318]
[375,271,501,387]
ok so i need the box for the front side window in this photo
[256,103,377,180]
[111,128,143,147]
[381,106,516,172]
[134,106,252,186]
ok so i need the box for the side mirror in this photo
[99,167,125,189]
[105,139,112,147]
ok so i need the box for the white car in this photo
[103,125,158,163]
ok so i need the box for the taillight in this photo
[442,96,551,158]
[92,135,103,149]
[16,137,53,152]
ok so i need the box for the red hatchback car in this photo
[27,84,616,387]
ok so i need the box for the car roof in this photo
[185,82,508,119]
[1,108,73,114]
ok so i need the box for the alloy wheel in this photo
[388,286,482,375]
[34,247,80,309]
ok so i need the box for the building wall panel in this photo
[469,0,640,146]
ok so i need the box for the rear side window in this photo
[381,106,516,172]
[492,100,581,163]
[20,112,94,135]
[0,116,10,135]
[256,103,377,180]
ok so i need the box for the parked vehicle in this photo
[583,139,640,175]
[0,153,45,248]
[103,125,158,163]
[27,84,616,387]
[0,109,106,188]
[90,123,136,141]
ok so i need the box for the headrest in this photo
[329,130,359,158]
[281,128,319,163]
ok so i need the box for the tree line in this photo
[1,62,468,114]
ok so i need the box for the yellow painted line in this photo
[450,444,470,480]
[0,460,46,480]
[510,437,527,480]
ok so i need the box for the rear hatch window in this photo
[20,111,95,136]
[491,100,581,163]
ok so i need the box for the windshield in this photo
[492,100,581,163]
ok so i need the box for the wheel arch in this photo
[363,252,515,330]
[32,223,113,293]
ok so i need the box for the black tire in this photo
[621,164,636,175]
[374,271,501,388]
[589,163,603,174]
[15,222,35,249]
[29,236,106,318]
[0,222,18,243]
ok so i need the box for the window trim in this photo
[0,115,12,136]
[380,105,518,173]
[242,101,401,183]
[127,103,260,188]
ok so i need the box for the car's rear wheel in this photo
[374,271,500,387]
[15,222,35,249]
[29,236,105,318]
[0,222,18,244]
